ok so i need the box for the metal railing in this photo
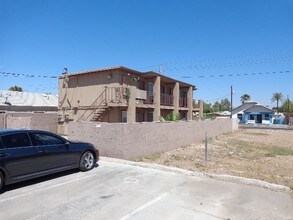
[106,87,127,103]
[161,94,173,106]
[179,98,188,107]
[77,88,107,121]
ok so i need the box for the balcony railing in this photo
[106,87,127,103]
[179,98,188,107]
[161,94,173,106]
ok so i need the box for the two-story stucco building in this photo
[58,66,197,134]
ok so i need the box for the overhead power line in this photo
[205,94,230,103]
[183,70,291,79]
[139,49,293,70]
[0,71,57,78]
[164,56,293,71]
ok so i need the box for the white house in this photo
[232,101,274,124]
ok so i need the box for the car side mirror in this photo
[64,141,70,146]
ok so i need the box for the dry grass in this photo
[135,129,293,189]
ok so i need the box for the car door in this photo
[0,132,40,181]
[30,132,78,172]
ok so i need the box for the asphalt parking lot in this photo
[0,159,292,220]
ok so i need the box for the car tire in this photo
[79,151,95,171]
[0,172,4,192]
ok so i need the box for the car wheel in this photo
[79,151,95,171]
[0,172,4,191]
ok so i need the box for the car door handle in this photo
[39,149,48,153]
[0,152,10,157]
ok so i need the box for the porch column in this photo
[153,76,161,121]
[173,82,179,114]
[187,86,193,120]
[127,86,136,123]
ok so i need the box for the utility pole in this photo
[159,65,162,74]
[230,85,233,118]
[287,95,290,113]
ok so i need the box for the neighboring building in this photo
[0,90,58,132]
[58,66,197,134]
[0,90,58,112]
[232,101,274,124]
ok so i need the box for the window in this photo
[33,133,64,145]
[249,114,254,120]
[121,111,127,123]
[265,114,270,120]
[237,114,243,121]
[147,112,153,122]
[1,133,31,148]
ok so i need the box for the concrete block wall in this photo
[68,118,238,160]
[0,112,58,133]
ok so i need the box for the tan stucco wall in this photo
[68,118,238,160]
[0,112,58,133]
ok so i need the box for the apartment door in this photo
[121,111,127,123]
[256,114,262,123]
[147,83,154,104]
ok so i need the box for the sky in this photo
[1,0,293,108]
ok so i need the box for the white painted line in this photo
[0,174,97,203]
[119,192,168,220]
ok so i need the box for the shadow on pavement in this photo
[1,163,99,194]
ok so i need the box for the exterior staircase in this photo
[77,86,126,122]
[90,105,110,122]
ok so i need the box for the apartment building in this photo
[58,66,196,134]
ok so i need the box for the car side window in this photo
[1,133,31,148]
[33,133,64,146]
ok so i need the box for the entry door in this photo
[257,114,262,123]
[121,110,127,123]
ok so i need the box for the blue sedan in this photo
[0,129,99,191]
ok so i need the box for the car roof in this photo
[0,129,54,136]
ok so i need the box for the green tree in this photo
[212,101,221,112]
[203,102,213,113]
[220,98,231,111]
[280,99,293,113]
[240,94,251,104]
[271,92,283,111]
[8,85,23,92]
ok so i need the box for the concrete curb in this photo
[101,157,292,192]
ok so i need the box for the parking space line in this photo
[0,173,97,203]
[119,192,168,220]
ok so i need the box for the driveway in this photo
[0,158,292,220]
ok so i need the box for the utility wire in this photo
[139,49,293,70]
[0,71,57,78]
[164,56,293,71]
[184,70,291,79]
[205,94,230,103]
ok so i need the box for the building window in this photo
[237,114,243,121]
[121,111,127,123]
[147,111,153,122]
[265,114,270,120]
[249,114,254,120]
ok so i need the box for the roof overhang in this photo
[143,71,197,90]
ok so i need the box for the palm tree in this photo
[240,94,251,104]
[271,92,283,111]
[8,85,23,92]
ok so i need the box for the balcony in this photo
[179,98,188,107]
[161,94,173,106]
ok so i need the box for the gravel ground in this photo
[135,128,293,190]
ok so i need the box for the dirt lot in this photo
[135,128,293,189]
